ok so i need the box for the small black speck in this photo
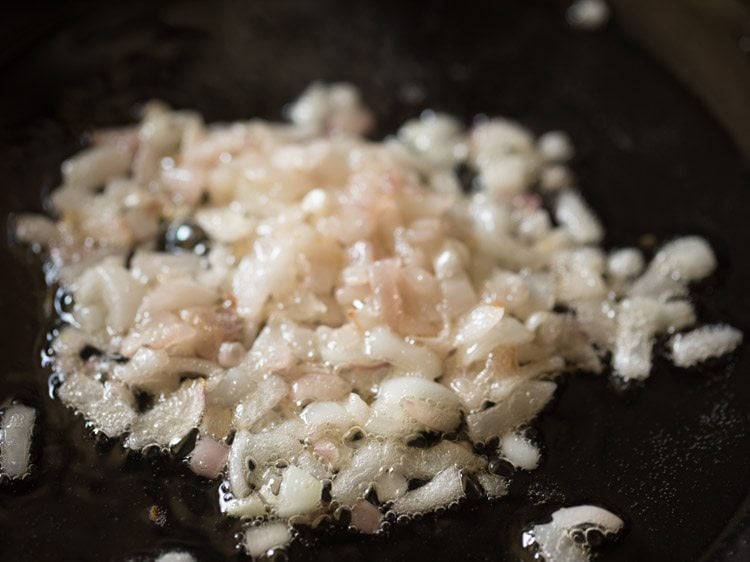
[133,390,153,413]
[79,345,103,360]
[321,481,332,503]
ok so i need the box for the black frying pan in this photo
[1,1,749,560]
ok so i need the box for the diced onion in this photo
[16,82,741,557]
[243,522,292,558]
[0,404,36,479]
[669,325,742,367]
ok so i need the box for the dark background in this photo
[0,1,749,561]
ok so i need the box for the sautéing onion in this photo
[16,82,741,557]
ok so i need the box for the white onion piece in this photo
[138,279,217,315]
[160,166,206,205]
[14,214,58,247]
[77,262,145,335]
[555,190,603,244]
[657,300,696,333]
[404,441,482,480]
[300,401,356,438]
[538,131,574,163]
[189,437,229,479]
[233,375,288,430]
[368,258,404,331]
[612,298,660,380]
[120,314,197,356]
[291,372,352,404]
[439,275,477,320]
[317,324,369,366]
[540,164,573,192]
[391,467,464,514]
[227,431,254,498]
[113,347,170,389]
[223,494,267,519]
[648,236,717,282]
[500,433,540,470]
[279,319,319,361]
[607,248,644,279]
[312,440,340,465]
[351,500,383,534]
[208,330,293,408]
[470,119,534,164]
[482,158,530,200]
[217,342,246,368]
[288,82,373,135]
[475,473,508,499]
[364,326,441,379]
[0,404,36,478]
[466,380,556,443]
[550,505,624,531]
[228,430,303,498]
[271,465,322,517]
[454,304,503,348]
[61,144,132,192]
[331,440,401,505]
[630,237,717,300]
[399,112,466,169]
[232,238,297,321]
[399,396,461,433]
[344,393,370,426]
[58,372,137,437]
[526,504,624,562]
[366,377,461,437]
[374,470,409,502]
[296,447,335,480]
[130,251,202,284]
[125,380,205,450]
[669,325,742,367]
[116,350,217,395]
[155,552,196,562]
[243,522,292,558]
[455,306,533,366]
[195,207,255,243]
[553,249,607,303]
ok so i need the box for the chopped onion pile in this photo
[15,82,741,557]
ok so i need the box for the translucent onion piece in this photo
[466,380,556,443]
[669,324,742,367]
[223,494,267,519]
[125,380,205,450]
[58,372,137,437]
[271,465,322,517]
[243,522,292,559]
[351,500,383,534]
[391,467,464,514]
[499,433,540,470]
[0,404,36,478]
[189,437,229,479]
[526,504,624,562]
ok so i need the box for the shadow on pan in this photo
[1,1,749,561]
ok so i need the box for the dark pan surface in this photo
[1,1,749,561]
